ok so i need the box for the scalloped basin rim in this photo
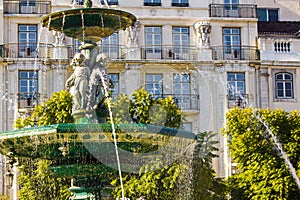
[0,123,195,140]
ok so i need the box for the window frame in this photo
[227,72,245,98]
[144,0,161,6]
[145,74,163,98]
[171,0,189,7]
[108,73,119,97]
[18,24,37,58]
[102,32,119,59]
[101,0,119,5]
[173,73,191,109]
[172,27,189,59]
[222,28,241,60]
[275,72,294,99]
[257,8,279,22]
[18,70,39,108]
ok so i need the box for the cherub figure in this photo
[65,53,90,112]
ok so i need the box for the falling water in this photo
[94,68,125,199]
[81,11,85,43]
[256,113,300,190]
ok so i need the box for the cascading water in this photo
[256,113,300,190]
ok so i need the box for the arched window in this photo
[275,72,293,98]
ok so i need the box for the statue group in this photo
[66,51,112,122]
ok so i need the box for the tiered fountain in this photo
[0,1,195,199]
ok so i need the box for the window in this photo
[145,27,162,59]
[146,74,163,98]
[257,8,279,22]
[227,73,245,97]
[72,38,81,55]
[173,27,189,59]
[101,0,118,5]
[224,0,239,16]
[108,74,119,97]
[20,0,36,13]
[227,72,246,108]
[144,0,161,6]
[18,25,37,58]
[275,72,293,99]
[18,71,39,108]
[71,0,84,6]
[174,74,191,109]
[102,32,119,59]
[172,0,189,7]
[223,28,241,59]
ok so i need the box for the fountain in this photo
[0,1,195,199]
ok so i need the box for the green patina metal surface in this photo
[41,8,136,43]
[0,123,195,161]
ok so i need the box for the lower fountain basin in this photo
[0,124,195,175]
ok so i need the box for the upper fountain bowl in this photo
[41,8,136,44]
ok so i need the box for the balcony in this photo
[2,43,53,58]
[227,94,249,109]
[18,93,40,109]
[152,94,199,110]
[141,45,197,60]
[212,46,259,60]
[4,1,51,14]
[209,4,257,18]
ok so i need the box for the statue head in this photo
[96,53,108,68]
[71,53,86,67]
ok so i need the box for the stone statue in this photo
[53,31,66,46]
[127,21,141,46]
[65,53,90,112]
[194,21,211,47]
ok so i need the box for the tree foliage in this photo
[15,90,73,199]
[111,159,186,199]
[223,108,300,200]
[191,132,227,200]
[111,132,226,199]
[18,159,70,200]
[109,88,182,129]
[14,90,74,128]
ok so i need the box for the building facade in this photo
[0,0,299,198]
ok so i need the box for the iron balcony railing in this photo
[209,4,257,18]
[18,92,40,109]
[4,1,51,14]
[67,44,125,60]
[152,94,199,110]
[212,46,260,60]
[227,94,249,109]
[141,45,197,60]
[2,43,53,58]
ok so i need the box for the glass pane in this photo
[285,83,292,89]
[268,9,279,22]
[236,74,244,80]
[276,73,283,80]
[286,89,292,97]
[277,89,283,97]
[28,26,37,31]
[284,73,292,80]
[257,8,267,21]
[277,82,283,90]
